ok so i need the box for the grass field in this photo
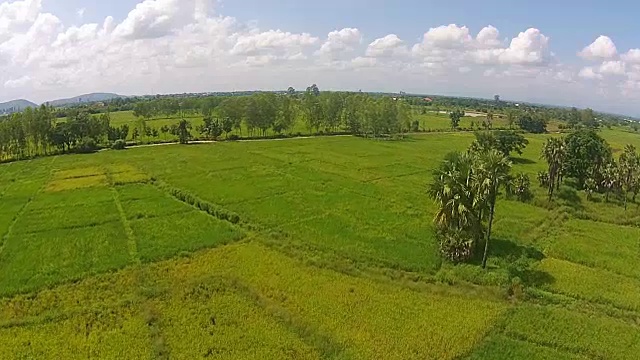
[0,127,639,358]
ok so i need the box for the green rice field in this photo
[0,127,639,358]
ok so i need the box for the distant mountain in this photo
[0,99,38,115]
[46,93,124,107]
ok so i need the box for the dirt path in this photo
[108,132,460,152]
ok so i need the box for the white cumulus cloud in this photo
[317,28,362,58]
[579,35,618,60]
[578,66,603,80]
[365,34,407,57]
[599,60,626,75]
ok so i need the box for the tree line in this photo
[131,85,413,140]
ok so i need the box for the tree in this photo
[275,95,296,134]
[581,108,598,128]
[475,150,512,269]
[321,92,344,132]
[470,131,528,158]
[287,87,296,96]
[429,147,513,267]
[518,113,547,133]
[564,129,611,188]
[505,109,517,129]
[618,144,639,210]
[428,152,482,262]
[218,98,244,136]
[510,173,532,202]
[199,117,223,140]
[171,119,192,144]
[221,117,234,138]
[494,95,500,103]
[484,111,494,130]
[568,107,580,128]
[537,171,550,188]
[601,161,620,203]
[541,138,565,200]
[449,109,464,130]
[396,100,412,136]
[585,178,597,200]
[160,125,170,140]
[302,85,323,132]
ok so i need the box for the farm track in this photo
[105,131,459,152]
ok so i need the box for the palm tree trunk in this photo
[482,202,495,269]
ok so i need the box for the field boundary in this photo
[152,180,248,228]
[105,168,141,265]
[112,187,141,265]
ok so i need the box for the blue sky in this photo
[2,0,640,115]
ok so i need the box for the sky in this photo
[2,0,640,115]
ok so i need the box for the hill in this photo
[0,99,37,115]
[46,93,124,107]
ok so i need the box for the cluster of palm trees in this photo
[540,134,640,209]
[428,148,515,268]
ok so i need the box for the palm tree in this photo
[506,109,517,129]
[602,161,620,203]
[474,150,512,269]
[585,178,597,200]
[618,145,639,210]
[428,151,480,233]
[541,138,565,201]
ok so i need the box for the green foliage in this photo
[171,119,192,144]
[518,113,547,133]
[449,109,465,129]
[541,137,565,199]
[510,173,532,202]
[429,149,513,266]
[471,131,529,157]
[111,139,126,150]
[564,129,611,188]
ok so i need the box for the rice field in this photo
[0,129,639,358]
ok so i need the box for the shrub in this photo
[511,173,532,202]
[228,134,240,141]
[112,139,126,150]
[154,181,241,225]
[537,171,549,187]
[75,137,98,153]
[437,229,474,263]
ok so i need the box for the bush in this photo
[228,134,240,141]
[537,171,549,187]
[437,229,475,263]
[111,139,126,150]
[510,173,532,202]
[155,181,241,225]
[75,137,98,153]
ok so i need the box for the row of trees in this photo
[448,108,548,134]
[133,85,414,139]
[0,106,122,159]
